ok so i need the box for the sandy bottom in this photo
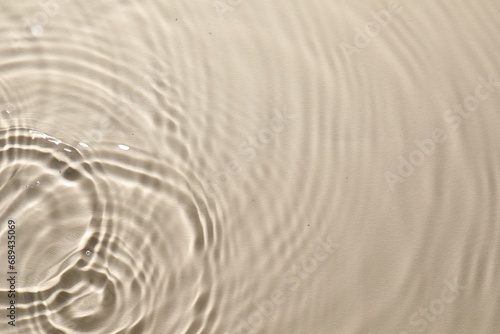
[0,0,499,333]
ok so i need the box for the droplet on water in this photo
[30,24,44,37]
[118,144,130,151]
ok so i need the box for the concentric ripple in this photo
[0,125,220,333]
[2,0,500,333]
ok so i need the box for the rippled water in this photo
[1,0,500,333]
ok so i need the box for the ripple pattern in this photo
[1,0,500,333]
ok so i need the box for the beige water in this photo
[0,0,499,333]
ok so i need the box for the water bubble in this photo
[30,24,44,37]
[5,104,14,113]
[85,250,91,256]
